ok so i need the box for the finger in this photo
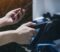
[28,28,36,43]
[12,8,21,13]
[21,9,25,14]
[10,13,16,20]
[11,11,22,21]
[13,8,25,14]
[14,9,25,20]
[14,11,21,20]
[24,22,36,27]
[10,12,20,21]
[20,9,26,18]
[17,8,25,18]
[29,28,37,36]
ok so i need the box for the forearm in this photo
[0,30,17,46]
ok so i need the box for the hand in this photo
[15,22,36,44]
[3,8,25,25]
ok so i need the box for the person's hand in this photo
[15,22,36,44]
[3,8,25,25]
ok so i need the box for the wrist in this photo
[0,17,9,27]
[11,30,20,42]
